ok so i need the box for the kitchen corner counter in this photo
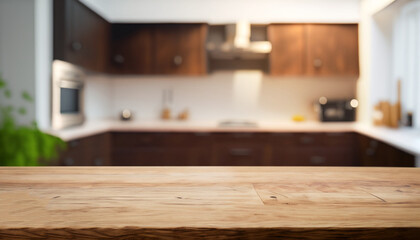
[1,167,419,239]
[46,120,420,156]
[354,125,420,156]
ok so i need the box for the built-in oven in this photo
[52,60,85,129]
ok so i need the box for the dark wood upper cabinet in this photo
[268,24,306,75]
[54,0,110,73]
[54,1,357,77]
[306,24,359,76]
[108,23,208,75]
[109,24,154,74]
[268,24,359,77]
[154,24,208,75]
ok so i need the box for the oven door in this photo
[59,80,82,115]
[52,60,85,130]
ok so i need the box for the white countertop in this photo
[47,119,420,156]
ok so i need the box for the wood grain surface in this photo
[1,167,419,239]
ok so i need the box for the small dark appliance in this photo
[318,97,358,122]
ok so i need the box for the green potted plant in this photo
[0,75,65,166]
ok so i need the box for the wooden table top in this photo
[1,167,419,239]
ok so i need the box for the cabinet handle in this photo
[71,41,83,51]
[113,54,125,64]
[310,156,326,164]
[369,140,378,148]
[325,132,347,137]
[300,136,314,144]
[69,140,79,148]
[232,133,254,138]
[173,55,183,66]
[366,148,375,156]
[230,148,252,156]
[94,158,104,166]
[194,132,211,137]
[313,58,322,68]
[272,133,294,137]
[139,138,152,144]
[64,157,75,166]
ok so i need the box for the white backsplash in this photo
[84,71,357,122]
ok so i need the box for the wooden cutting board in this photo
[0,167,419,239]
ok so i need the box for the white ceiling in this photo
[79,0,360,24]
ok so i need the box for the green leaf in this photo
[18,107,27,115]
[0,76,65,166]
[0,79,5,89]
[6,105,13,112]
[22,91,33,102]
[4,89,11,98]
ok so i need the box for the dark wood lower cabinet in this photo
[59,133,111,166]
[57,131,415,167]
[271,132,357,166]
[111,132,213,166]
[213,133,270,166]
[357,134,415,167]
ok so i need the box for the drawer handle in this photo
[232,133,254,138]
[300,136,314,144]
[113,54,125,64]
[230,148,252,156]
[313,58,322,68]
[174,55,183,66]
[94,158,104,166]
[71,41,83,51]
[64,157,75,166]
[272,133,294,137]
[325,133,347,137]
[366,148,375,156]
[139,138,153,144]
[310,156,326,164]
[69,140,79,148]
[194,132,211,137]
[369,140,378,148]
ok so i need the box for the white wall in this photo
[357,0,418,126]
[0,0,36,125]
[357,0,397,124]
[80,0,360,23]
[35,0,53,129]
[84,73,357,122]
[0,0,52,129]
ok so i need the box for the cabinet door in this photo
[59,133,111,166]
[271,132,357,166]
[54,0,109,72]
[111,132,213,166]
[69,0,109,72]
[268,24,306,75]
[60,138,87,166]
[110,24,154,74]
[83,133,111,166]
[306,24,359,76]
[212,133,270,166]
[357,134,415,167]
[154,24,207,75]
[214,143,267,166]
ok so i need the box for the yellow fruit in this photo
[292,115,305,122]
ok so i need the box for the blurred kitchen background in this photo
[0,0,419,167]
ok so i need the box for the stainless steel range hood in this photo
[206,21,272,60]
